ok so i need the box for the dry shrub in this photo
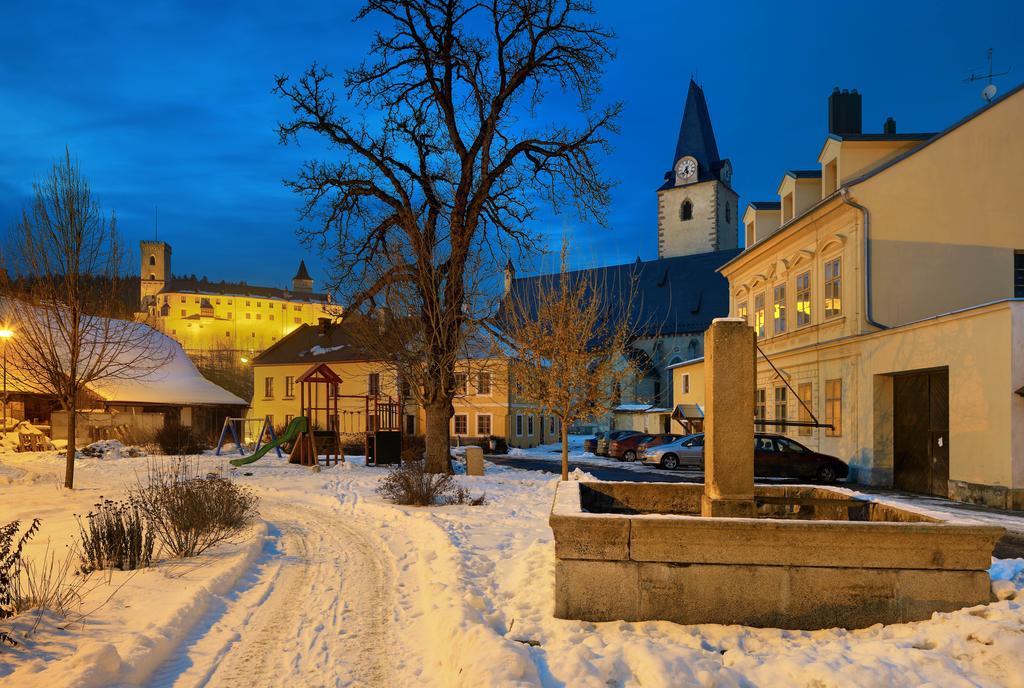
[155,421,208,456]
[136,459,259,557]
[12,542,92,618]
[76,497,155,573]
[1,519,39,646]
[400,435,426,462]
[376,460,486,506]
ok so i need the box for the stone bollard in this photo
[465,446,485,476]
[701,317,756,518]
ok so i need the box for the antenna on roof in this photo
[964,48,1011,102]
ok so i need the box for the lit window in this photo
[736,301,748,323]
[824,258,842,318]
[680,200,693,221]
[773,284,786,334]
[825,379,842,437]
[754,388,766,420]
[753,292,766,339]
[453,414,468,435]
[774,387,788,428]
[454,372,468,395]
[264,377,274,398]
[796,271,811,327]
[476,372,491,395]
[476,414,492,436]
[798,382,813,436]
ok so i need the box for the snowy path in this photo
[152,496,396,687]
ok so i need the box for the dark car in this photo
[596,430,640,457]
[609,433,655,461]
[583,433,603,454]
[637,433,686,454]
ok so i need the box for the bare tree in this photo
[275,0,620,472]
[497,239,637,480]
[0,151,169,488]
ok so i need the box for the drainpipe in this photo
[840,188,888,331]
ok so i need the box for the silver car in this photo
[640,434,704,470]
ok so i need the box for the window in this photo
[453,414,468,435]
[149,255,156,266]
[180,296,185,303]
[774,387,788,428]
[264,377,274,398]
[476,372,491,395]
[776,437,807,453]
[681,374,690,395]
[269,314,275,321]
[216,299,221,305]
[454,372,468,395]
[1015,252,1024,298]
[756,436,777,452]
[180,309,186,316]
[754,388,766,420]
[405,414,416,435]
[285,376,295,398]
[256,313,262,320]
[745,223,754,246]
[825,379,842,437]
[227,299,233,305]
[368,373,380,396]
[797,382,813,436]
[246,301,251,307]
[753,292,766,339]
[149,273,155,280]
[256,301,262,308]
[194,297,200,304]
[294,317,301,324]
[476,414,492,436]
[527,415,535,436]
[245,313,251,319]
[773,284,786,334]
[549,416,556,435]
[680,200,693,221]
[293,305,301,311]
[400,379,411,398]
[736,301,748,323]
[824,258,842,318]
[687,339,698,358]
[285,414,294,426]
[796,271,811,327]
[725,203,731,223]
[515,414,524,436]
[225,331,230,338]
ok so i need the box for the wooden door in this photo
[893,369,949,497]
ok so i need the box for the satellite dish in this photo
[982,83,998,102]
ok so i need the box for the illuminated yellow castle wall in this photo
[138,240,331,356]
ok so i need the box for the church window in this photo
[680,200,693,221]
[824,258,842,318]
[149,255,156,266]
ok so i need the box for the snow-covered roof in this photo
[612,404,672,414]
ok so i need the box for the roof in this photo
[659,80,725,190]
[293,260,312,281]
[502,248,742,339]
[666,356,703,370]
[613,404,672,414]
[827,132,935,142]
[162,276,329,303]
[786,169,822,179]
[672,404,704,420]
[747,201,781,210]
[253,320,379,365]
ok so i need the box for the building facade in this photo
[678,84,1024,508]
[138,240,331,357]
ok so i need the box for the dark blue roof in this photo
[787,169,822,178]
[659,80,725,190]
[748,201,781,210]
[503,248,742,338]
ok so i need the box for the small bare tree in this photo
[275,0,620,472]
[0,151,169,488]
[498,240,637,480]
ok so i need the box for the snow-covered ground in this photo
[2,447,1024,687]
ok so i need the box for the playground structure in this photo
[215,415,282,459]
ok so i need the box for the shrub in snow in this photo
[154,421,209,456]
[1,519,40,647]
[376,460,486,506]
[76,498,155,573]
[135,459,259,557]
[12,541,93,621]
[400,435,426,462]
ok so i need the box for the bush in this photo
[135,459,259,557]
[76,498,155,573]
[155,421,208,455]
[401,435,426,462]
[376,460,486,506]
[1,519,39,646]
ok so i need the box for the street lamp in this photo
[0,328,13,439]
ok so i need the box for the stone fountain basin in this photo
[550,481,1004,629]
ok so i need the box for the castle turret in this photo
[292,260,314,292]
[140,240,171,307]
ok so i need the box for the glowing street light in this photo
[0,328,13,438]
[240,356,250,364]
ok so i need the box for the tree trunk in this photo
[561,423,569,481]
[64,403,76,489]
[423,399,452,474]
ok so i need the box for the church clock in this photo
[675,156,697,185]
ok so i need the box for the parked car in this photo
[596,430,640,457]
[637,433,686,453]
[611,433,686,461]
[641,433,849,483]
[583,433,603,454]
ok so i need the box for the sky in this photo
[1,0,1022,288]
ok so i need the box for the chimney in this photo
[317,317,331,335]
[883,117,896,135]
[828,88,862,136]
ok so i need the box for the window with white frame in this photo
[736,300,748,323]
[774,387,788,428]
[825,379,842,436]
[527,415,534,436]
[754,388,766,420]
[264,377,274,399]
[824,258,842,318]
[753,292,766,339]
[681,373,690,395]
[515,414,524,436]
[476,371,491,395]
[453,414,468,435]
[454,372,468,395]
[285,376,295,398]
[773,284,786,334]
[476,414,492,436]
[796,271,811,327]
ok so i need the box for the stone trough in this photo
[550,318,1003,630]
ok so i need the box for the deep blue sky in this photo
[2,0,1022,288]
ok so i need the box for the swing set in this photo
[215,415,282,458]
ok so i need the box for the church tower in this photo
[657,80,739,258]
[140,240,171,307]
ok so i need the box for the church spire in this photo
[664,79,724,188]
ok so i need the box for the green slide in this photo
[229,416,307,467]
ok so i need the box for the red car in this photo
[610,433,683,461]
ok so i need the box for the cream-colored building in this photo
[138,240,331,357]
[676,84,1024,508]
[248,319,554,449]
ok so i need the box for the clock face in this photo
[676,158,697,181]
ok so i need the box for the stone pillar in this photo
[465,446,485,476]
[701,318,756,518]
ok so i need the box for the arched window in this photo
[149,255,156,266]
[148,273,155,280]
[687,339,698,358]
[680,200,693,221]
[668,355,683,367]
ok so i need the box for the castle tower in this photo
[140,240,171,307]
[292,260,314,293]
[656,80,739,258]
